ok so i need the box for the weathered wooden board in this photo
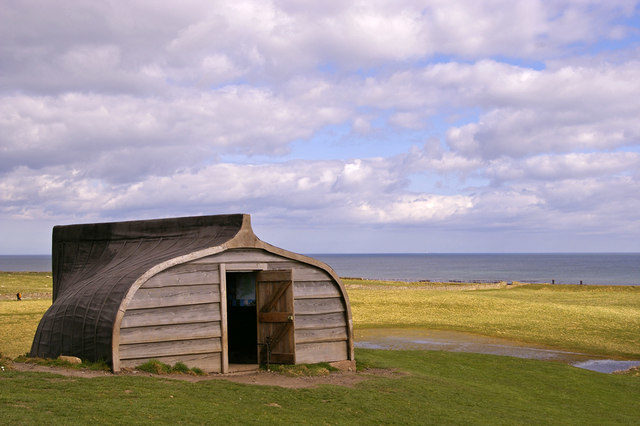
[294,312,347,330]
[293,281,341,299]
[119,352,222,373]
[295,326,348,344]
[257,270,292,282]
[119,337,222,359]
[266,262,331,281]
[119,322,222,345]
[163,263,221,273]
[295,341,348,364]
[121,303,220,328]
[294,298,345,315]
[191,249,287,264]
[127,285,220,310]
[224,262,267,271]
[259,311,293,323]
[257,269,295,364]
[219,263,228,374]
[143,270,220,288]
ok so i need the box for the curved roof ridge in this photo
[32,214,247,362]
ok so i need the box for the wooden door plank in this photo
[269,353,294,364]
[256,270,293,282]
[260,281,291,313]
[256,269,295,364]
[259,312,293,323]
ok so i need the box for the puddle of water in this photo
[572,360,640,374]
[354,328,639,374]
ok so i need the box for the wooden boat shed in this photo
[30,214,354,373]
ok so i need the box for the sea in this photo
[311,253,640,286]
[0,253,638,285]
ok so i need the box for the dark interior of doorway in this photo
[226,272,257,363]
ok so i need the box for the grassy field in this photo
[0,271,52,299]
[0,300,51,358]
[0,272,54,357]
[345,279,640,358]
[1,273,639,359]
[1,349,639,424]
[1,272,640,424]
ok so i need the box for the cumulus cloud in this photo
[486,152,640,182]
[1,0,639,252]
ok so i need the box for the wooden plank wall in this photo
[195,249,349,365]
[118,264,223,372]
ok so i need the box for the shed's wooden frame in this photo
[111,215,353,372]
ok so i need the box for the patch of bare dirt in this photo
[188,367,405,388]
[9,362,404,388]
[11,362,112,378]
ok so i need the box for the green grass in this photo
[265,362,338,377]
[1,349,639,424]
[0,299,51,358]
[0,272,52,299]
[12,355,110,371]
[135,359,205,376]
[345,280,640,358]
[1,272,639,423]
[1,273,639,360]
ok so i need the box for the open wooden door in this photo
[256,270,295,364]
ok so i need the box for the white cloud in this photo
[487,152,640,182]
[1,0,640,253]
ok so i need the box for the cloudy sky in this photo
[1,1,640,254]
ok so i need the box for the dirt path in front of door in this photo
[10,361,403,388]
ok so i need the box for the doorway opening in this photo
[225,272,257,364]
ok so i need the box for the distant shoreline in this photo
[2,253,639,285]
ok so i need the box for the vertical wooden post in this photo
[219,263,228,374]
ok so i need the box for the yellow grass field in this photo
[345,279,640,358]
[1,273,639,359]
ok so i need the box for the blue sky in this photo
[1,0,639,254]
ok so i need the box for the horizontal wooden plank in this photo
[295,341,348,364]
[119,322,222,345]
[119,337,222,360]
[293,281,341,299]
[269,353,295,364]
[257,270,292,282]
[259,312,293,323]
[143,270,220,288]
[266,262,331,281]
[127,285,220,310]
[295,312,346,330]
[224,262,267,271]
[121,303,220,328]
[295,327,348,344]
[119,352,222,373]
[295,298,345,315]
[165,263,220,273]
[191,249,287,264]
